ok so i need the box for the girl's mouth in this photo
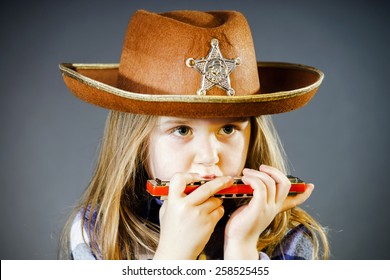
[200,174,217,180]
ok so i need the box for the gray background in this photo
[1,0,389,259]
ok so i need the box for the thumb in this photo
[280,183,314,212]
[159,200,167,221]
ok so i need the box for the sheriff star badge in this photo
[186,38,241,96]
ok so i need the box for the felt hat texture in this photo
[60,10,323,118]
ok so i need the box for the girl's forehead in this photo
[157,116,250,125]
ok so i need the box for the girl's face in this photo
[148,116,251,180]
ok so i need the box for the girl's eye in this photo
[220,125,236,135]
[172,126,191,136]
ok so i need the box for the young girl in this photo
[59,9,329,260]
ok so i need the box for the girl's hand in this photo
[154,173,233,260]
[280,183,314,213]
[223,165,313,259]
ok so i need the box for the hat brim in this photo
[59,62,323,118]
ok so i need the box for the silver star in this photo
[186,38,241,96]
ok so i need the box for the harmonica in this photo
[146,175,307,199]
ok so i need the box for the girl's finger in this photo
[199,197,224,214]
[168,173,202,200]
[241,175,267,211]
[243,168,276,203]
[280,183,314,212]
[259,165,290,201]
[186,176,233,205]
[208,204,225,223]
[159,200,167,221]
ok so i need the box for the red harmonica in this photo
[146,175,307,199]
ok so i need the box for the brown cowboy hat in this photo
[60,10,323,118]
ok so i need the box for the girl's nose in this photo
[193,135,219,166]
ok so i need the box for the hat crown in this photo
[117,10,260,96]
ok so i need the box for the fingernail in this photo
[242,168,251,174]
[259,164,267,170]
[189,172,202,180]
[223,176,233,183]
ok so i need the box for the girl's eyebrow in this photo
[157,117,250,127]
[157,118,192,127]
[217,117,250,125]
[227,117,249,123]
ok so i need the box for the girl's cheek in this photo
[153,154,191,180]
[225,139,249,174]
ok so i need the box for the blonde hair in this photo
[59,111,329,259]
[246,116,329,259]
